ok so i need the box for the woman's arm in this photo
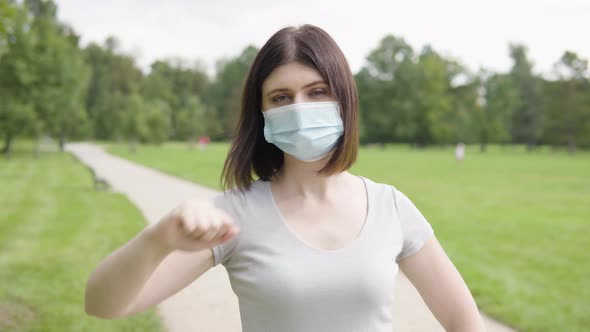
[85,227,217,319]
[399,235,486,332]
[85,198,239,319]
[85,228,175,319]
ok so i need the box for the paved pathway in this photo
[67,142,515,332]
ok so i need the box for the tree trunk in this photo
[2,132,13,159]
[567,79,577,155]
[526,140,535,151]
[480,142,487,153]
[480,130,488,153]
[34,137,40,159]
[129,138,137,154]
[59,130,65,152]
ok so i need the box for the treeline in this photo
[357,37,590,152]
[1,0,589,158]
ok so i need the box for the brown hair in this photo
[221,24,359,192]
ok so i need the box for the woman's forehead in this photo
[262,62,325,92]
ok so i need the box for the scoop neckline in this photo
[266,176,373,254]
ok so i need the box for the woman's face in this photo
[261,61,335,112]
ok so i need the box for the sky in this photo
[54,0,590,77]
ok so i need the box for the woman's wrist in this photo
[139,225,174,260]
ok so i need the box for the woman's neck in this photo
[272,153,350,199]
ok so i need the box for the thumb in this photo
[219,226,240,243]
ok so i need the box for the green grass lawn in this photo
[353,145,590,332]
[0,146,163,331]
[108,142,590,332]
[107,142,228,189]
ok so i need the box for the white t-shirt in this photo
[211,176,434,332]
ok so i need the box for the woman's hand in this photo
[147,199,240,253]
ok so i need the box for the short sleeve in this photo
[210,192,241,267]
[393,187,435,260]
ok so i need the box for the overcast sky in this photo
[55,0,589,76]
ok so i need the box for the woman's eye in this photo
[273,95,290,103]
[309,89,326,97]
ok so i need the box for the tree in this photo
[175,96,206,144]
[0,2,38,157]
[356,35,419,144]
[121,93,147,152]
[0,100,37,158]
[0,0,18,56]
[210,46,258,139]
[141,59,211,140]
[509,44,545,150]
[450,78,480,147]
[417,46,463,146]
[548,51,590,153]
[143,98,171,145]
[83,38,143,139]
[357,37,469,146]
[36,27,90,150]
[473,71,519,151]
[19,0,91,150]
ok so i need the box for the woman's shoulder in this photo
[358,175,418,213]
[358,175,400,197]
[212,179,267,214]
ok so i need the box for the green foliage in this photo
[0,2,37,156]
[83,39,143,139]
[121,93,148,146]
[472,72,519,151]
[356,35,418,143]
[143,98,171,144]
[543,51,590,151]
[141,59,213,139]
[356,37,589,151]
[509,44,545,149]
[0,101,37,157]
[0,0,90,155]
[2,0,590,152]
[174,96,206,140]
[29,23,90,149]
[210,45,258,138]
[417,46,460,145]
[0,0,18,55]
[357,36,472,146]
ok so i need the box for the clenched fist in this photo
[146,199,240,252]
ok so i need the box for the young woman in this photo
[85,24,486,332]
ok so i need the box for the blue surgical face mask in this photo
[262,101,344,162]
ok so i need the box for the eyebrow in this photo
[265,80,328,97]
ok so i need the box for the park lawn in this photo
[107,142,228,189]
[108,142,590,332]
[353,145,590,332]
[0,146,163,332]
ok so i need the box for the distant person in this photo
[198,135,210,149]
[84,25,485,331]
[455,142,466,162]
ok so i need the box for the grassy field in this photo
[108,142,590,332]
[0,146,163,332]
[107,142,228,189]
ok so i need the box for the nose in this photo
[293,92,308,104]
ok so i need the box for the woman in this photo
[85,24,486,331]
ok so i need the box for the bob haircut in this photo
[222,24,359,192]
